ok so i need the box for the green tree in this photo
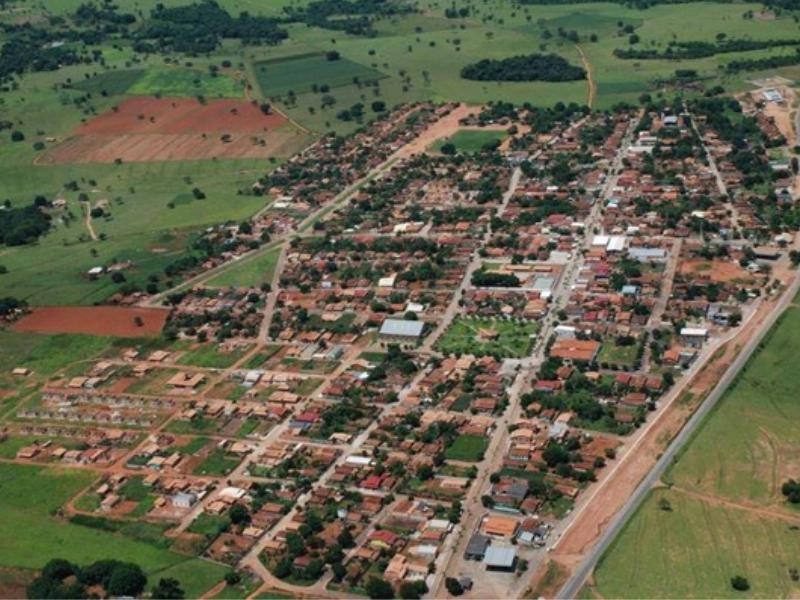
[151,578,185,599]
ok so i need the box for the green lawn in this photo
[434,317,538,358]
[445,434,488,462]
[0,463,226,597]
[596,306,800,597]
[432,129,509,153]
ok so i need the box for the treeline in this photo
[461,53,585,82]
[282,0,414,36]
[0,202,51,246]
[519,0,791,9]
[471,270,521,287]
[0,26,84,84]
[134,1,288,53]
[615,38,800,60]
[725,49,800,73]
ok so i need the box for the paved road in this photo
[556,273,800,599]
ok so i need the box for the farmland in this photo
[0,463,227,598]
[12,306,169,337]
[253,53,386,97]
[595,307,800,598]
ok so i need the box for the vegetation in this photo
[461,54,585,82]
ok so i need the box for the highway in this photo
[556,273,800,599]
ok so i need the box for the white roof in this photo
[607,235,627,252]
[378,274,396,288]
[345,455,373,466]
[219,486,247,499]
[591,235,609,247]
[680,327,708,337]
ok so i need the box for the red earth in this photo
[12,306,169,337]
[41,96,299,164]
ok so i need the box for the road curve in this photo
[557,273,800,599]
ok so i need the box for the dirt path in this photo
[669,485,800,525]
[395,103,480,156]
[81,201,98,241]
[575,44,596,108]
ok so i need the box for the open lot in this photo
[595,306,800,598]
[72,67,242,98]
[434,317,538,358]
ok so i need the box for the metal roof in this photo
[483,545,517,568]
[379,319,425,337]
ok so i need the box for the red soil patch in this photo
[78,96,286,135]
[42,96,298,164]
[12,306,169,337]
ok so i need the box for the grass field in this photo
[253,53,386,97]
[206,244,282,289]
[445,434,488,462]
[434,317,538,358]
[177,342,253,369]
[432,129,508,153]
[595,306,800,598]
[0,463,226,597]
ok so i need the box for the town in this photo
[3,78,799,599]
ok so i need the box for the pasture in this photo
[70,68,242,98]
[253,53,386,97]
[595,488,800,598]
[0,463,227,598]
[434,317,538,358]
[595,306,800,597]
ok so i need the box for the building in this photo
[550,339,600,363]
[464,533,490,561]
[379,319,425,340]
[483,545,517,571]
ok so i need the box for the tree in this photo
[782,479,800,503]
[106,563,147,597]
[224,571,241,585]
[440,142,457,155]
[731,576,750,591]
[41,559,77,581]
[399,580,428,599]
[445,577,464,596]
[229,503,251,525]
[11,130,24,142]
[365,576,395,599]
[152,578,185,599]
[337,527,355,548]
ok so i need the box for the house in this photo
[550,339,600,363]
[482,515,519,538]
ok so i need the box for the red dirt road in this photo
[12,306,169,337]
